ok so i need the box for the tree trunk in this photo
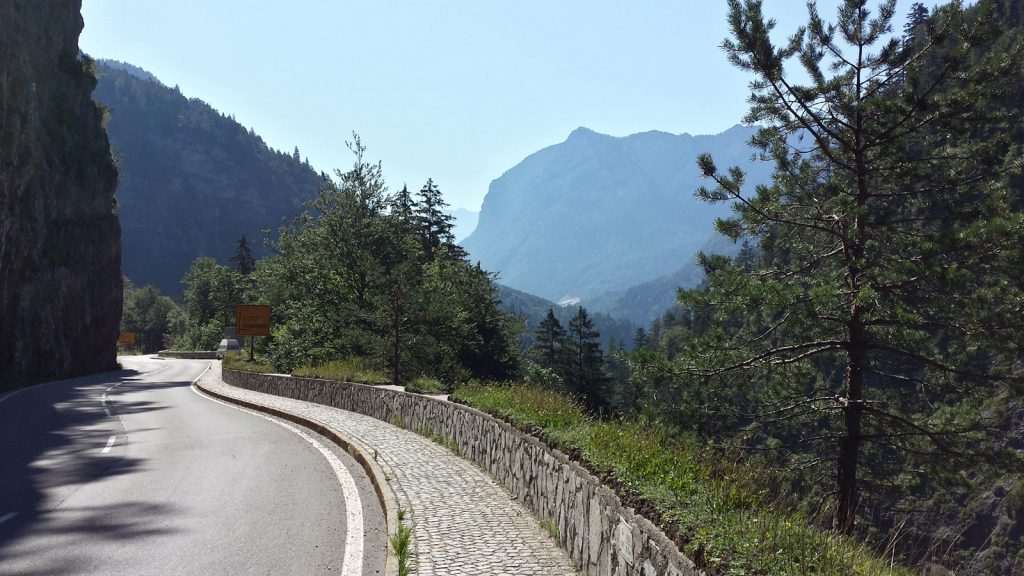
[391,285,402,386]
[837,320,866,532]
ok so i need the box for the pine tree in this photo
[903,2,930,47]
[413,179,464,261]
[685,0,1024,531]
[391,184,416,227]
[632,327,649,350]
[230,234,256,275]
[564,307,610,412]
[530,308,566,368]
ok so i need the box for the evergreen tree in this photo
[684,0,1024,531]
[391,184,416,227]
[230,234,256,275]
[564,307,610,412]
[632,327,649,350]
[250,136,519,381]
[530,308,567,368]
[903,2,930,46]
[414,178,464,261]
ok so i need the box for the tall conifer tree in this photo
[684,0,1024,531]
[531,308,567,368]
[564,307,610,412]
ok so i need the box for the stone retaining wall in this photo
[223,368,700,576]
[158,350,219,359]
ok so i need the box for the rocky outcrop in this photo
[0,0,121,385]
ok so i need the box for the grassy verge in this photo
[452,382,911,576]
[222,353,278,373]
[405,376,449,394]
[292,358,390,385]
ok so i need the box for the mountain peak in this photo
[566,126,604,141]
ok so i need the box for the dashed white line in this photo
[0,512,17,525]
[191,379,365,575]
[101,435,117,454]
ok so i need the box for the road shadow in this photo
[0,368,185,564]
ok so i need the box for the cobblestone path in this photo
[196,362,578,576]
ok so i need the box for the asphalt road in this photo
[0,356,386,576]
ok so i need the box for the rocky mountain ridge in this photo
[461,124,772,302]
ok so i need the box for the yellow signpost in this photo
[236,305,271,360]
[236,305,271,336]
[117,331,137,345]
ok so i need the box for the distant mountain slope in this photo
[496,284,637,352]
[93,60,322,297]
[584,233,739,326]
[448,208,479,243]
[461,125,773,302]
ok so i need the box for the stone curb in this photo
[158,350,219,359]
[193,376,400,576]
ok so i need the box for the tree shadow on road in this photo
[0,368,186,569]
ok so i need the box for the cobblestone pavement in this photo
[196,362,579,576]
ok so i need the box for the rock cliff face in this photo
[0,0,122,385]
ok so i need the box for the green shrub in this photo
[406,376,449,394]
[222,353,277,374]
[292,358,390,385]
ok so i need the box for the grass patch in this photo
[452,382,913,576]
[222,353,277,374]
[406,376,449,394]
[391,509,414,576]
[292,358,390,385]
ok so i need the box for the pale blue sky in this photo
[80,1,906,211]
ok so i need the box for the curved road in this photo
[0,357,385,575]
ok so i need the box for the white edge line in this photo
[190,379,364,575]
[0,358,175,406]
[0,512,17,525]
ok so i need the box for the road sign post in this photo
[235,305,271,361]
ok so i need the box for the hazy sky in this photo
[80,1,907,211]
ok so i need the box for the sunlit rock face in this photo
[0,0,122,384]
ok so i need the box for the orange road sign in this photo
[236,305,271,336]
[117,332,137,344]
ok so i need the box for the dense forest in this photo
[120,0,1024,572]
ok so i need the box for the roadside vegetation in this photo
[453,383,913,575]
[291,358,390,385]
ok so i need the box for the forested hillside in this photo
[93,60,322,297]
[495,284,636,352]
